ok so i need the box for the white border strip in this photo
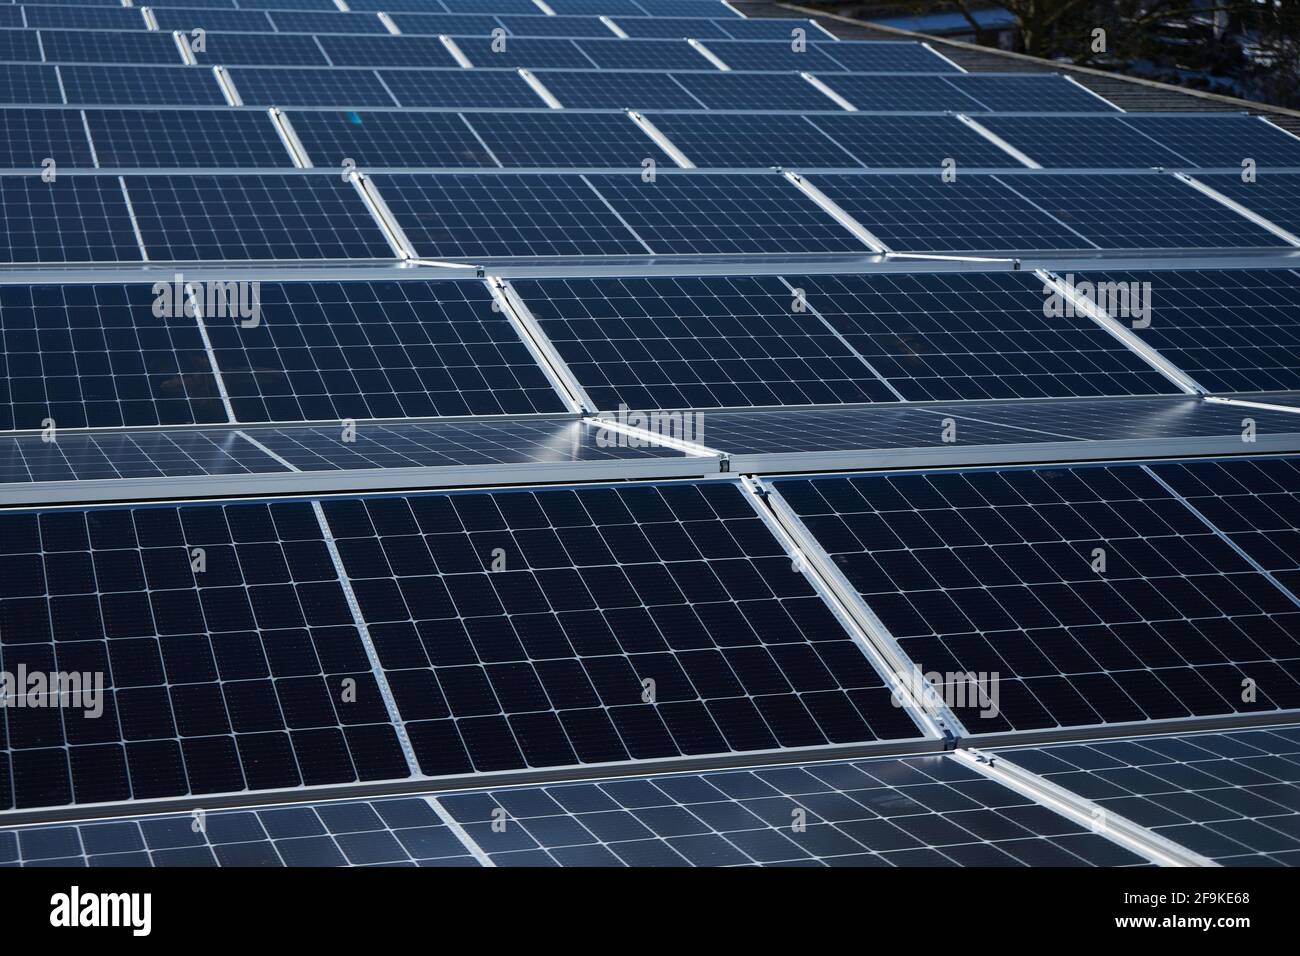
[518,68,563,109]
[783,170,889,252]
[1205,394,1300,417]
[1177,172,1300,247]
[490,278,593,414]
[800,72,856,111]
[627,111,695,169]
[427,797,497,866]
[269,108,312,168]
[185,281,238,424]
[439,34,474,69]
[688,38,730,71]
[351,172,417,260]
[956,113,1041,168]
[213,65,242,107]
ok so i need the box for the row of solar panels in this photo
[0,456,1297,817]
[2,268,1299,434]
[3,169,1297,264]
[2,0,749,17]
[8,724,1299,866]
[8,109,1297,172]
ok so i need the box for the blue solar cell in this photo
[287,110,496,169]
[609,16,730,38]
[671,71,841,110]
[585,171,868,255]
[547,0,642,14]
[1192,172,1300,241]
[454,36,596,69]
[122,174,395,261]
[718,18,833,40]
[203,279,568,422]
[951,74,1119,112]
[191,33,331,66]
[635,0,742,15]
[59,65,227,106]
[347,0,458,10]
[466,112,668,167]
[0,8,22,29]
[0,28,44,62]
[0,64,63,105]
[85,109,293,168]
[527,70,705,109]
[497,15,615,38]
[815,40,958,72]
[441,0,539,12]
[808,114,1021,168]
[1126,115,1300,168]
[267,11,390,35]
[384,13,503,36]
[150,8,274,33]
[381,69,544,109]
[699,40,844,72]
[971,115,1190,169]
[813,73,983,112]
[23,7,146,31]
[314,35,459,68]
[225,67,398,107]
[0,176,142,263]
[575,38,714,70]
[645,112,860,168]
[0,283,228,430]
[38,29,182,65]
[514,274,900,409]
[235,0,340,9]
[0,108,95,168]
[371,172,647,258]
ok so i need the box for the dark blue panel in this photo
[314,35,460,68]
[644,113,860,168]
[225,67,398,107]
[814,73,983,112]
[381,69,544,109]
[575,38,713,70]
[525,70,705,109]
[807,114,1019,168]
[972,116,1189,169]
[949,74,1118,112]
[455,36,595,69]
[23,7,146,31]
[59,65,227,106]
[497,15,614,38]
[191,33,331,66]
[814,40,958,72]
[384,13,503,36]
[151,9,275,33]
[466,112,668,167]
[699,40,843,72]
[0,28,45,63]
[1193,173,1300,241]
[0,177,142,263]
[39,29,181,65]
[1119,116,1300,168]
[0,109,95,168]
[609,16,730,38]
[287,110,496,169]
[85,109,292,168]
[267,11,391,34]
[0,65,64,105]
[672,71,840,110]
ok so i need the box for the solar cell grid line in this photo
[511,274,899,410]
[234,0,343,10]
[201,279,570,423]
[768,461,1300,737]
[583,171,869,255]
[0,107,94,168]
[367,172,649,259]
[995,172,1293,249]
[572,38,717,71]
[0,8,20,29]
[1187,173,1300,244]
[635,0,744,16]
[441,0,544,12]
[0,428,289,486]
[37,28,184,65]
[454,36,598,70]
[344,0,459,10]
[605,16,730,38]
[996,726,1300,865]
[966,115,1191,170]
[0,282,229,431]
[316,479,928,779]
[188,32,332,66]
[0,175,144,263]
[464,111,669,168]
[266,10,392,35]
[788,272,1180,402]
[694,39,843,73]
[1072,268,1300,395]
[495,15,617,38]
[83,109,296,169]
[813,41,960,73]
[1119,115,1300,168]
[0,497,414,813]
[949,74,1121,113]
[0,27,43,62]
[641,113,861,169]
[150,8,276,33]
[379,69,545,109]
[0,63,62,104]
[546,0,643,15]
[799,173,1092,253]
[22,6,148,31]
[717,18,829,40]
[0,795,485,866]
[433,753,1152,866]
[313,34,460,68]
[671,71,844,111]
[286,110,499,169]
[223,67,400,108]
[57,64,229,106]
[383,13,504,36]
[523,70,705,110]
[813,73,984,113]
[805,114,1023,168]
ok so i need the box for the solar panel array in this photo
[3,0,1300,869]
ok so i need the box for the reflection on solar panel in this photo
[59,65,227,106]
[790,271,1177,400]
[122,174,395,261]
[85,109,293,169]
[1192,172,1300,240]
[999,727,1300,865]
[807,114,1019,168]
[325,480,924,777]
[575,38,712,70]
[381,69,544,109]
[528,70,705,110]
[436,753,1148,866]
[1081,268,1300,393]
[39,30,180,66]
[672,71,840,110]
[225,67,398,107]
[773,462,1300,734]
[467,112,667,168]
[314,35,459,69]
[0,498,411,810]
[0,64,64,105]
[191,33,331,67]
[514,274,899,409]
[585,172,867,255]
[455,37,596,69]
[371,172,648,258]
[204,280,568,422]
[644,113,860,169]
[0,109,95,168]
[0,284,227,430]
[288,110,497,169]
[0,176,142,263]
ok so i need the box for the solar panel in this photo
[997,173,1289,249]
[1192,172,1300,240]
[772,461,1300,735]
[806,114,1020,168]
[384,13,505,37]
[0,796,482,867]
[497,15,616,38]
[0,28,44,63]
[788,271,1178,400]
[322,480,926,777]
[997,727,1300,865]
[1073,268,1300,393]
[718,18,828,40]
[0,283,227,431]
[22,6,146,31]
[466,112,668,167]
[697,40,849,73]
[1123,116,1300,168]
[638,0,744,15]
[0,108,95,168]
[0,8,21,30]
[454,36,597,69]
[287,110,497,169]
[574,38,714,70]
[799,173,1087,253]
[150,8,275,33]
[970,116,1190,169]
[38,29,182,65]
[547,0,643,14]
[369,172,648,258]
[527,70,705,110]
[644,113,860,168]
[235,0,341,10]
[513,274,900,409]
[380,69,544,109]
[191,33,332,66]
[0,497,412,811]
[584,171,868,255]
[435,753,1150,866]
[347,0,463,10]
[813,73,984,112]
[121,174,395,261]
[202,279,568,422]
[670,71,845,111]
[267,11,391,35]
[0,64,63,105]
[608,16,730,39]
[85,109,294,168]
[815,41,959,73]
[314,35,460,69]
[0,176,143,263]
[58,65,228,106]
[224,67,398,107]
[441,0,541,12]
[950,74,1119,112]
